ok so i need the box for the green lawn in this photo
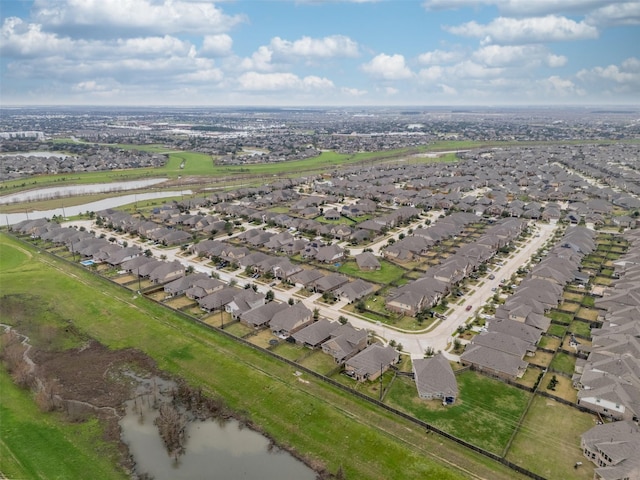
[550,352,577,376]
[0,369,127,480]
[549,310,574,325]
[548,324,567,338]
[506,395,595,480]
[538,336,561,351]
[338,259,405,284]
[569,320,592,338]
[385,371,530,455]
[0,233,524,480]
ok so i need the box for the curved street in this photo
[71,217,557,360]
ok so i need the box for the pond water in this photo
[0,178,168,204]
[1,190,191,225]
[120,379,316,480]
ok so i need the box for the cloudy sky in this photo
[1,0,639,106]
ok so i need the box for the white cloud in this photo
[418,65,444,82]
[72,80,111,93]
[577,57,640,93]
[438,83,458,95]
[180,68,224,83]
[384,87,399,95]
[269,35,359,60]
[117,36,194,58]
[423,0,615,16]
[361,53,413,80]
[32,0,246,36]
[539,75,586,97]
[1,17,73,57]
[341,87,368,96]
[239,46,274,72]
[449,60,505,79]
[237,72,334,91]
[472,45,533,66]
[201,34,233,58]
[546,54,567,68]
[446,15,599,44]
[236,35,359,73]
[417,49,462,65]
[472,44,566,68]
[586,2,640,26]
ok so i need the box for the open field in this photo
[0,369,127,480]
[506,395,595,480]
[338,259,406,284]
[385,371,530,455]
[0,233,527,480]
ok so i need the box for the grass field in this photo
[0,233,526,480]
[506,395,595,480]
[338,259,406,284]
[0,369,127,480]
[385,371,531,455]
[550,352,577,376]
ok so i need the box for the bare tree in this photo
[155,402,187,459]
[35,378,60,412]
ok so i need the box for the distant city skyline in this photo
[1,0,639,106]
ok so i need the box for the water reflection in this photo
[1,190,191,225]
[0,178,168,204]
[120,386,316,480]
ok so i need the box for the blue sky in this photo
[1,0,638,106]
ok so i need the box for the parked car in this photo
[466,305,473,311]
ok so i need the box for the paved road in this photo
[69,218,557,359]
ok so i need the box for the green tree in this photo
[266,290,275,302]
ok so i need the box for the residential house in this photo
[315,244,345,263]
[163,273,209,297]
[412,354,458,404]
[581,421,640,479]
[185,278,225,300]
[336,279,375,303]
[290,269,324,289]
[292,319,338,348]
[105,247,142,266]
[355,252,381,271]
[321,323,368,364]
[270,303,313,337]
[344,344,400,382]
[460,343,528,380]
[226,290,266,319]
[313,274,350,293]
[272,259,303,280]
[149,261,185,284]
[240,302,288,329]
